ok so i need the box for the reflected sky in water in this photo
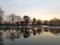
[0,27,60,45]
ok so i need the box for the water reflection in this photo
[1,27,60,39]
[0,31,4,45]
[7,29,21,41]
[0,27,60,45]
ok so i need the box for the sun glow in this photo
[27,14,60,21]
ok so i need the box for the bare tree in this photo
[9,13,16,24]
[15,15,22,22]
[0,7,4,23]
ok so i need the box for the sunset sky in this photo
[0,0,60,20]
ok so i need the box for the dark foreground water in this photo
[0,27,60,45]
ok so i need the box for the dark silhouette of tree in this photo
[23,16,30,25]
[37,19,42,25]
[43,20,48,25]
[20,21,25,26]
[32,18,37,26]
[0,7,4,24]
[48,18,60,26]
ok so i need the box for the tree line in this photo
[0,7,60,26]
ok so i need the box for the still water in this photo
[0,27,60,45]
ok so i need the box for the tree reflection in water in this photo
[0,31,4,45]
[37,27,42,35]
[49,28,60,35]
[0,27,60,41]
[44,28,48,32]
[23,28,30,38]
[6,29,21,41]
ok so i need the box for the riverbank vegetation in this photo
[0,7,60,26]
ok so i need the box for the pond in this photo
[0,27,60,45]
